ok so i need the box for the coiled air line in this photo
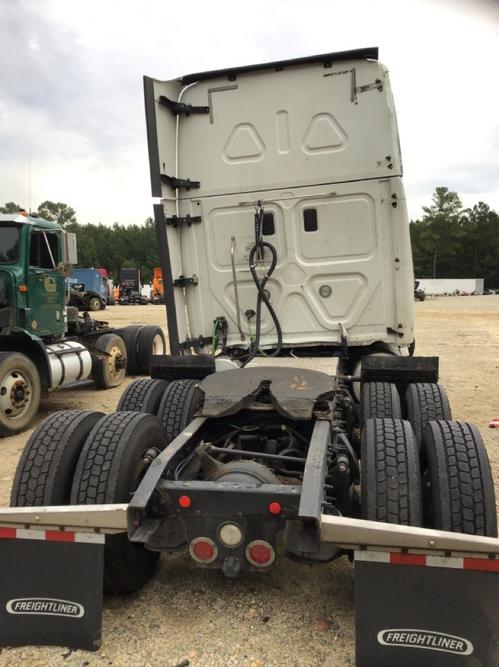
[243,202,283,365]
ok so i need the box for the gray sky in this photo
[1,0,498,224]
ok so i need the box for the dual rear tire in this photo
[117,378,202,443]
[361,393,496,536]
[11,378,204,593]
[11,409,167,593]
[71,411,166,593]
[117,325,166,375]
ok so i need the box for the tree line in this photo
[410,187,499,288]
[0,201,159,283]
[2,188,499,287]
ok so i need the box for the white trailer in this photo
[417,278,484,295]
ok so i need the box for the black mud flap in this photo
[0,528,104,651]
[355,550,499,666]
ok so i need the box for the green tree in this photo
[0,202,22,213]
[461,202,499,288]
[417,187,464,278]
[37,201,77,227]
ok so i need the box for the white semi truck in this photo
[0,49,497,663]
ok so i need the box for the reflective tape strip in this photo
[354,551,390,564]
[0,527,16,539]
[75,532,105,544]
[426,555,463,569]
[355,551,498,572]
[17,529,46,541]
[463,557,499,572]
[45,530,75,542]
[390,553,426,567]
[0,528,104,544]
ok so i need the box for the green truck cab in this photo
[0,214,69,337]
[0,214,139,436]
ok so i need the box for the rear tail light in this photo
[268,501,282,515]
[189,537,217,564]
[246,540,275,567]
[178,494,191,508]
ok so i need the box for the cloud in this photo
[0,0,498,225]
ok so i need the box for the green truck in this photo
[0,213,166,436]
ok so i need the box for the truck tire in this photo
[11,410,103,506]
[88,296,101,312]
[360,382,401,426]
[361,418,422,526]
[117,378,169,414]
[92,333,127,389]
[71,411,166,593]
[0,352,42,437]
[422,421,497,536]
[405,383,451,452]
[136,326,166,375]
[117,325,142,375]
[157,379,203,443]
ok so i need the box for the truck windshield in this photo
[0,226,20,264]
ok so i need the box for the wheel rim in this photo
[0,369,33,421]
[151,334,164,355]
[107,345,125,379]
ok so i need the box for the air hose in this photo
[243,202,283,365]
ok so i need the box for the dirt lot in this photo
[0,297,498,667]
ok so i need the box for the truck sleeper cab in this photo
[145,47,414,360]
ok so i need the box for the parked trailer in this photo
[1,48,498,664]
[416,278,485,296]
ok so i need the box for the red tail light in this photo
[268,501,282,515]
[246,540,275,567]
[178,495,191,508]
[189,537,217,564]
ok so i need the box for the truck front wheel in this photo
[0,352,41,436]
[88,296,101,312]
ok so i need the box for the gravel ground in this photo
[0,296,498,667]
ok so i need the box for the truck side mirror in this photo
[61,232,78,265]
[58,232,78,275]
